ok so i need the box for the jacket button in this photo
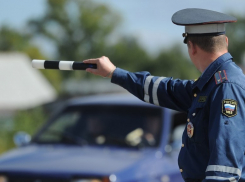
[194,93,197,97]
[180,169,183,172]
[187,118,190,122]
[181,144,184,147]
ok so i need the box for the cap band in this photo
[185,24,225,34]
[183,31,226,44]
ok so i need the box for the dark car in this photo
[0,94,186,182]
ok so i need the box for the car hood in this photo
[0,144,154,176]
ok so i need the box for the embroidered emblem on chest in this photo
[187,122,194,138]
[214,70,228,84]
[222,99,237,117]
[198,96,207,102]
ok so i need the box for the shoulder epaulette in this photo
[214,70,228,84]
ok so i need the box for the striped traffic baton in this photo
[32,59,97,70]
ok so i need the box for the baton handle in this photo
[32,59,97,70]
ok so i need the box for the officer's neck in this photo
[193,48,228,73]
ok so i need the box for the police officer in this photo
[84,8,245,182]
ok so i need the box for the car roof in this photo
[66,93,159,108]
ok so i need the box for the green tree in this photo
[105,37,152,72]
[28,0,121,80]
[0,26,44,60]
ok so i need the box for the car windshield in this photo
[34,105,163,148]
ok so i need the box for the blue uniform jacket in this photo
[111,53,245,182]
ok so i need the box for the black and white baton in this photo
[32,59,97,70]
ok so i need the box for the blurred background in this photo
[0,0,245,154]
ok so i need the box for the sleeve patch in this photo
[222,99,237,117]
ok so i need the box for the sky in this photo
[1,0,245,55]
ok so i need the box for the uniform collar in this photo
[192,52,233,91]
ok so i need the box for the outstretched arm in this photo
[84,56,193,112]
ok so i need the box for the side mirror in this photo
[13,132,31,147]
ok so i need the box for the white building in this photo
[0,52,57,112]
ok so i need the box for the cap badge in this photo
[182,33,188,37]
[187,122,194,138]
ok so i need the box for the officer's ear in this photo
[225,36,229,47]
[187,40,197,56]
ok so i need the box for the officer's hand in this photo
[83,56,116,78]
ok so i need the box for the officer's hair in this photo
[187,35,228,53]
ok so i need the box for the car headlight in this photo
[71,174,116,182]
[71,174,117,182]
[0,176,8,182]
[71,178,108,182]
